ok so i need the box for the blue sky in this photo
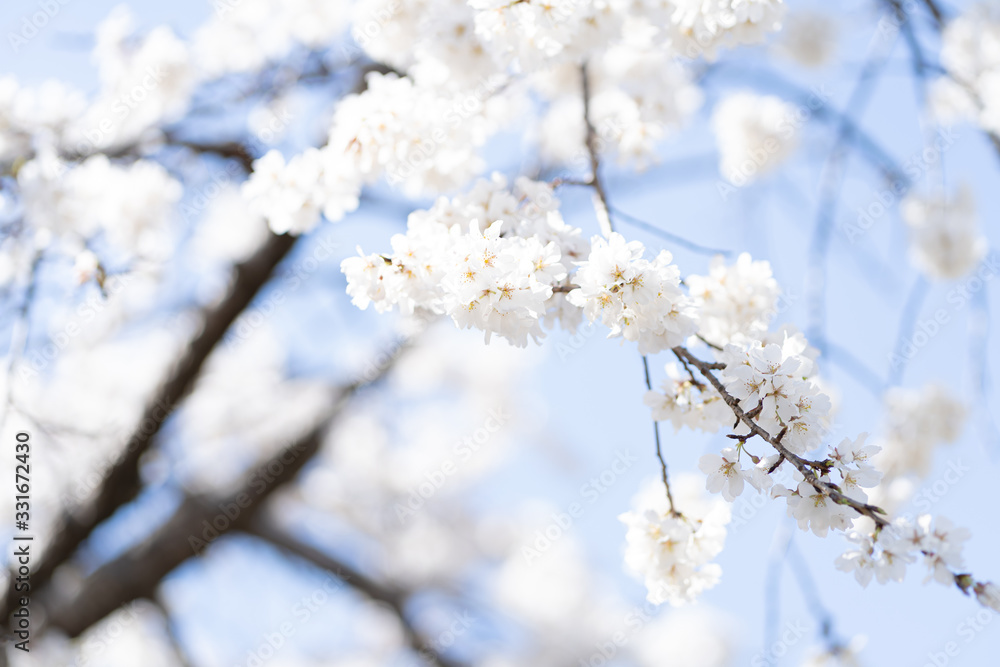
[4,0,1000,665]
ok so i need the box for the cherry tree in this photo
[1,0,999,665]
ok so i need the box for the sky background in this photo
[3,0,1000,665]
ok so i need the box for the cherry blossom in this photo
[698,446,772,501]
[619,476,731,606]
[568,232,697,354]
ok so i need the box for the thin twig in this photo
[608,205,732,257]
[643,355,679,515]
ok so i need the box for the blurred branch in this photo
[900,0,1000,162]
[1,230,298,626]
[245,519,465,667]
[41,409,327,636]
[150,595,194,667]
[704,65,908,185]
[920,0,946,27]
[787,537,845,652]
[887,275,929,385]
[162,134,256,172]
[807,33,895,354]
[38,337,410,639]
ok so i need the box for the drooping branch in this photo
[642,355,679,515]
[244,519,464,667]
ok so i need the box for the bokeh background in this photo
[1,0,999,665]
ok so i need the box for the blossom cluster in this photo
[193,0,351,76]
[687,252,781,346]
[719,333,831,455]
[836,515,970,589]
[342,175,587,345]
[619,475,731,606]
[901,186,988,281]
[17,151,181,257]
[876,384,966,480]
[243,71,506,234]
[930,3,1000,135]
[712,92,800,185]
[73,6,196,152]
[644,363,731,433]
[868,384,966,516]
[537,43,704,167]
[567,233,696,354]
[1,6,197,161]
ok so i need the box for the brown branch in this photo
[37,336,410,639]
[920,0,946,28]
[245,519,464,667]
[3,59,392,635]
[163,134,256,172]
[41,414,329,637]
[0,230,299,629]
[671,346,891,528]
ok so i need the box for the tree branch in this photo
[671,346,891,528]
[1,230,299,628]
[244,519,464,667]
[36,336,410,639]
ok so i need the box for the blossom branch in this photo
[671,346,891,528]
